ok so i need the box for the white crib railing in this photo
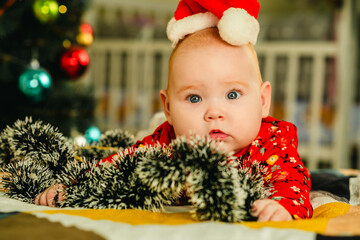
[87,39,358,170]
[256,42,338,170]
[88,40,172,131]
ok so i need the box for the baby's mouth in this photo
[209,129,229,140]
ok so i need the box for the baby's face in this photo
[161,29,271,153]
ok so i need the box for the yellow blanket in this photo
[29,202,360,236]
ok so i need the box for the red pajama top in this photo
[102,116,313,219]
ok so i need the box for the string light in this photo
[62,39,71,48]
[76,23,94,46]
[58,4,67,14]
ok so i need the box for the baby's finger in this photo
[39,188,50,206]
[48,195,56,207]
[57,191,66,203]
[47,187,61,207]
[54,184,66,205]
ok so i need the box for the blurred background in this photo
[0,0,359,170]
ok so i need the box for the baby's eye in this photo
[226,91,241,100]
[187,95,202,103]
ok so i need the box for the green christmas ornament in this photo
[18,67,52,103]
[33,0,59,23]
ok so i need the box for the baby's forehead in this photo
[175,28,234,53]
[179,28,224,48]
[168,28,262,87]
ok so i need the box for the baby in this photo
[35,27,312,222]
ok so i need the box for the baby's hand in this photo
[251,199,292,222]
[34,184,65,207]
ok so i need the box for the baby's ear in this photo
[260,81,271,118]
[160,89,172,125]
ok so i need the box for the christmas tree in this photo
[0,0,95,136]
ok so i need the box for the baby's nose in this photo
[205,109,224,121]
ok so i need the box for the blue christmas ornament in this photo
[18,67,52,103]
[85,126,101,143]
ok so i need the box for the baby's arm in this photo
[251,199,291,222]
[34,184,65,207]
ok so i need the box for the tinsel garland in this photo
[58,148,174,210]
[0,117,271,222]
[1,160,55,202]
[97,128,136,149]
[0,133,13,167]
[138,137,271,221]
[0,117,74,171]
[0,117,135,200]
[0,117,75,199]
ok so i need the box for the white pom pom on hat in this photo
[166,0,260,47]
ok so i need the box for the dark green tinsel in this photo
[1,160,55,202]
[137,145,186,196]
[138,136,271,222]
[3,117,75,174]
[97,129,135,149]
[0,118,271,223]
[59,148,174,210]
[0,117,76,202]
[168,136,254,222]
[0,132,14,167]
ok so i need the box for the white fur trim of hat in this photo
[167,12,218,48]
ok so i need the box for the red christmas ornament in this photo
[60,47,90,79]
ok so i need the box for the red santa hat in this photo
[167,0,260,47]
